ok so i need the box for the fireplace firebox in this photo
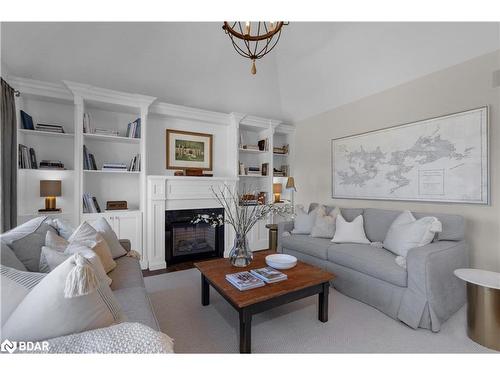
[165,208,224,264]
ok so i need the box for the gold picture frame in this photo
[166,129,213,171]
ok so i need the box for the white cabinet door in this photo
[114,213,142,255]
[248,218,269,252]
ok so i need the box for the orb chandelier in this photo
[222,21,288,75]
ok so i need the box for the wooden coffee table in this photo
[194,251,335,353]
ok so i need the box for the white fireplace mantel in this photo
[146,175,237,270]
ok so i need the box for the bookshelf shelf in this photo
[238,174,268,178]
[84,133,141,144]
[84,170,140,174]
[18,168,74,173]
[18,129,74,138]
[238,148,267,154]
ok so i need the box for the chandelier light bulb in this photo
[245,21,251,35]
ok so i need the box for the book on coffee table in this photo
[225,271,265,291]
[250,267,288,283]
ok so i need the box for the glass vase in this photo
[229,234,253,267]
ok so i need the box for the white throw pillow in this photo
[2,254,124,342]
[91,218,128,259]
[0,266,46,326]
[383,211,442,257]
[331,214,370,244]
[39,245,112,286]
[45,229,116,273]
[49,218,75,240]
[311,207,340,238]
[291,205,320,235]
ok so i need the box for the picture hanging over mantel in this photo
[166,129,213,170]
[331,106,489,204]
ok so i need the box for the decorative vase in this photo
[229,234,253,267]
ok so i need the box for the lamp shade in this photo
[40,180,61,197]
[286,177,297,191]
[273,183,282,194]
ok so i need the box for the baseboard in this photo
[148,261,167,271]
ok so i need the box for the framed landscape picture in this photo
[166,129,213,170]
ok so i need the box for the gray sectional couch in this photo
[277,204,468,332]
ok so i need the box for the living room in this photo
[1,0,499,372]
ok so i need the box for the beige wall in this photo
[294,50,500,271]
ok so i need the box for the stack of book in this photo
[245,166,261,176]
[250,267,288,284]
[35,123,65,133]
[273,165,289,177]
[225,271,265,291]
[128,154,141,172]
[102,162,128,172]
[39,160,65,170]
[94,128,119,137]
[18,144,37,169]
[241,144,259,151]
[82,192,101,213]
[126,118,141,138]
[240,194,259,206]
[83,145,98,170]
[273,144,289,155]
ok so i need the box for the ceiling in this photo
[1,22,499,122]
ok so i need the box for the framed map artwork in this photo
[331,107,489,204]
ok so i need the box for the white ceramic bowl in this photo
[265,254,297,270]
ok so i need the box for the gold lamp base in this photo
[39,196,60,212]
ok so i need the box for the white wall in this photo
[294,50,500,271]
[146,115,232,177]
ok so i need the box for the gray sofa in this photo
[1,228,172,353]
[277,204,468,332]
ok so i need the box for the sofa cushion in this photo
[113,287,159,330]
[363,208,402,243]
[0,217,57,272]
[1,241,27,271]
[108,256,145,290]
[327,243,407,287]
[91,218,128,259]
[413,212,464,241]
[280,234,331,260]
[309,203,363,222]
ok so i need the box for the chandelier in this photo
[222,22,288,75]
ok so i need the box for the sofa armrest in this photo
[405,240,468,325]
[277,220,294,253]
[119,239,131,252]
[34,322,174,353]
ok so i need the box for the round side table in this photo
[454,268,500,351]
[265,224,278,252]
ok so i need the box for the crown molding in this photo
[63,80,156,109]
[5,76,73,101]
[150,102,231,126]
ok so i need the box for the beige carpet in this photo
[145,268,494,353]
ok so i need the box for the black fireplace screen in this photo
[165,208,224,264]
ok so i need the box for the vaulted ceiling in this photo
[1,22,499,122]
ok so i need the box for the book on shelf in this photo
[102,162,128,171]
[35,124,65,133]
[39,160,65,170]
[241,144,259,151]
[126,118,141,138]
[273,144,289,155]
[128,154,141,171]
[273,164,289,177]
[20,110,34,130]
[83,113,93,134]
[83,145,98,170]
[82,192,101,213]
[238,162,245,176]
[258,138,269,151]
[250,267,288,284]
[225,271,265,291]
[18,144,38,169]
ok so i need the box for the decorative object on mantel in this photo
[185,168,204,176]
[193,185,291,267]
[174,170,185,176]
[166,129,213,171]
[222,22,288,75]
[332,106,489,204]
[39,180,62,212]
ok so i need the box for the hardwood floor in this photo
[142,260,196,277]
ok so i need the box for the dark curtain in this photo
[1,78,17,232]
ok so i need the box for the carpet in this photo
[145,268,494,353]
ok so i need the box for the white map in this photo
[332,107,488,204]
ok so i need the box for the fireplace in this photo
[165,208,224,264]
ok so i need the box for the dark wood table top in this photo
[194,250,335,309]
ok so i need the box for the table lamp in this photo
[286,177,297,216]
[273,183,282,203]
[39,180,62,212]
